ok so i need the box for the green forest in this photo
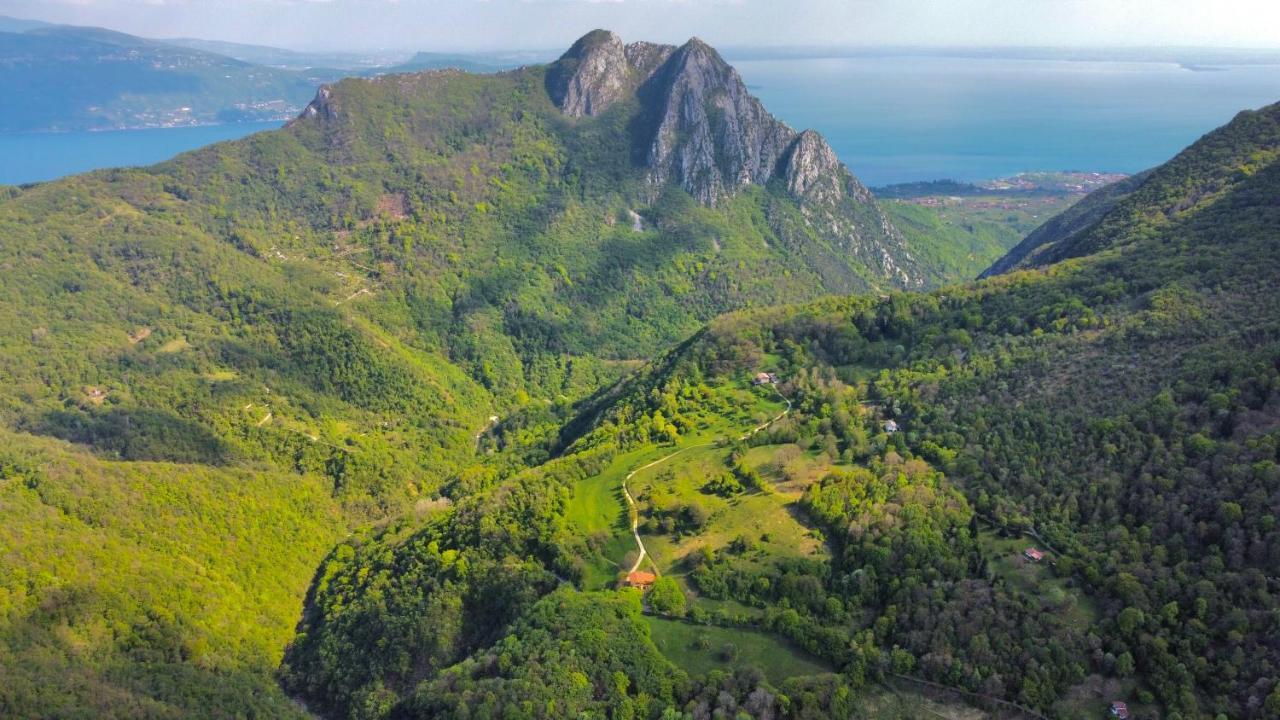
[1,30,1278,720]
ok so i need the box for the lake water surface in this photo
[0,121,282,185]
[737,56,1280,186]
[4,56,1280,187]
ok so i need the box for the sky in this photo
[2,0,1279,53]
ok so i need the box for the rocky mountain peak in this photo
[545,30,631,118]
[547,32,864,209]
[299,85,339,122]
[542,31,923,286]
[783,129,860,204]
[641,36,796,205]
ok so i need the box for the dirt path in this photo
[622,448,695,575]
[741,388,791,439]
[621,386,791,576]
[335,287,372,306]
[474,415,499,446]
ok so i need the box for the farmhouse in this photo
[625,571,657,590]
[883,419,900,434]
[1109,701,1130,719]
[1024,547,1045,562]
[752,372,778,386]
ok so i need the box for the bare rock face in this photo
[775,128,920,286]
[784,130,854,204]
[624,41,677,81]
[299,86,339,122]
[546,30,925,288]
[548,34,852,211]
[545,31,682,119]
[642,38,797,206]
[545,30,631,118]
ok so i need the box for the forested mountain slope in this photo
[0,30,929,718]
[8,22,1278,720]
[645,108,1280,717]
[978,170,1151,277]
[988,100,1280,273]
[286,99,1280,719]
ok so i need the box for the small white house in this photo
[883,420,900,434]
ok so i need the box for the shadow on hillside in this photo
[26,407,232,466]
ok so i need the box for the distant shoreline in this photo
[1180,63,1230,72]
[722,46,1280,66]
[0,119,289,138]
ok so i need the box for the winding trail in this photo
[621,386,792,576]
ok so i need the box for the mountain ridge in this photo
[14,25,1280,720]
[279,93,1280,718]
[984,100,1280,275]
[537,29,922,285]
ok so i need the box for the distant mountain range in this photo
[0,13,49,33]
[0,21,338,131]
[0,15,542,133]
[158,36,396,72]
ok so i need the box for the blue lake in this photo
[3,56,1280,187]
[736,56,1280,186]
[0,121,283,185]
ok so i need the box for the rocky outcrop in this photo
[623,41,676,80]
[546,30,925,288]
[544,31,678,119]
[783,129,857,204]
[299,85,339,122]
[545,30,631,118]
[639,38,797,206]
[547,32,868,210]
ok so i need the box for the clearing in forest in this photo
[644,616,831,685]
[566,381,794,589]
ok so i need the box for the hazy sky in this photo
[3,0,1279,52]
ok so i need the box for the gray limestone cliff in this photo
[547,32,923,287]
[545,30,633,118]
[544,30,923,288]
[546,32,873,209]
[639,37,797,206]
[784,129,858,204]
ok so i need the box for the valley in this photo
[0,22,1277,720]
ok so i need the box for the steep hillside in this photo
[544,30,921,285]
[12,23,1278,720]
[621,113,1280,718]
[884,194,1078,283]
[988,100,1280,274]
[287,99,1280,720]
[978,170,1151,277]
[0,30,927,718]
[0,434,343,718]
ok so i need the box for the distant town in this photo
[875,171,1129,203]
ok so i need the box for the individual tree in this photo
[649,577,688,616]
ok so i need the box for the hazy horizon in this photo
[3,0,1279,54]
